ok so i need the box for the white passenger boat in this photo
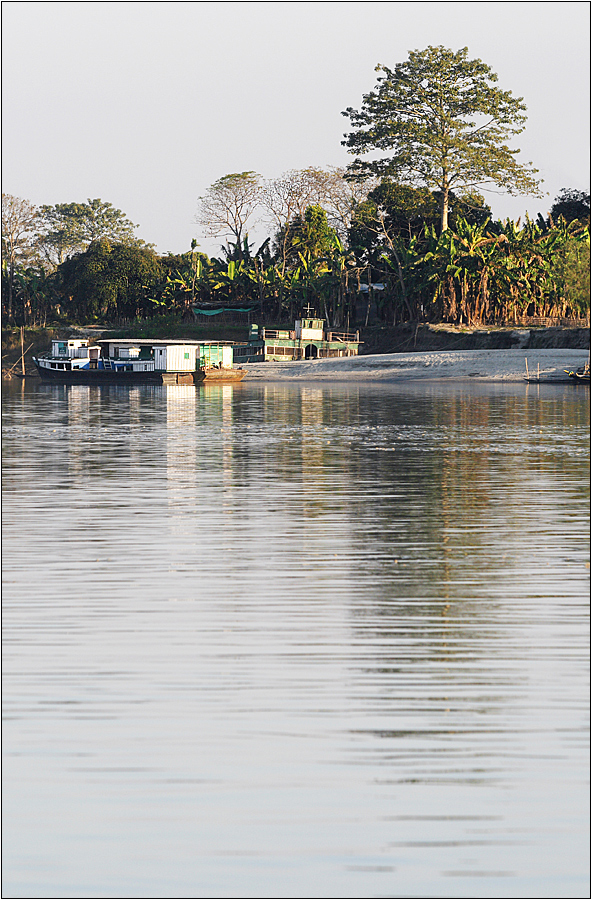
[33,338,246,384]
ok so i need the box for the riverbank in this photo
[3,323,589,381]
[241,348,590,383]
[361,322,590,354]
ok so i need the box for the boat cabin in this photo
[96,339,235,373]
[51,338,91,357]
[46,339,101,370]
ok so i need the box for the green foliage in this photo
[555,236,591,315]
[342,45,542,231]
[56,240,163,321]
[2,193,40,321]
[7,208,588,328]
[105,315,246,342]
[296,205,338,261]
[5,111,586,331]
[157,247,212,319]
[374,215,590,326]
[369,183,440,240]
[349,181,492,257]
[549,189,590,226]
[2,264,57,327]
[36,198,142,267]
[276,205,338,268]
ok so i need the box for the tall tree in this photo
[1,193,39,321]
[36,198,141,267]
[342,45,542,232]
[196,172,262,258]
[276,204,338,272]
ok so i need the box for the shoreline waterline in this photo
[241,348,590,382]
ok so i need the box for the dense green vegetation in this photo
[2,46,589,330]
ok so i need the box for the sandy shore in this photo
[241,348,590,382]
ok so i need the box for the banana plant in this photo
[247,258,282,318]
[316,234,359,326]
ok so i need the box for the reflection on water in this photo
[2,379,589,898]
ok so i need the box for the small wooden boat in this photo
[564,363,590,384]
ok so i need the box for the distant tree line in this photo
[2,46,590,328]
[2,180,588,329]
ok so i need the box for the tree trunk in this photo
[440,179,450,233]
[391,244,414,321]
[7,262,14,322]
[322,292,330,329]
[383,230,414,321]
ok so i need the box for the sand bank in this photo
[241,349,590,383]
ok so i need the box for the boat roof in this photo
[96,338,235,346]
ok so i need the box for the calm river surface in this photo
[2,378,590,899]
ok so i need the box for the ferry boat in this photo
[33,338,246,385]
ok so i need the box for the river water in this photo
[2,378,589,899]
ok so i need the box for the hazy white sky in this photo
[2,1,590,256]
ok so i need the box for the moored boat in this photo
[232,311,361,363]
[33,338,246,385]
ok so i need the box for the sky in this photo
[2,1,590,257]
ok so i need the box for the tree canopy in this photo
[56,239,162,321]
[196,172,262,257]
[342,45,542,232]
[350,181,492,254]
[278,205,338,266]
[549,189,590,226]
[2,193,39,319]
[36,198,141,267]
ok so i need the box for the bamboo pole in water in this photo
[5,344,34,379]
[21,327,25,377]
